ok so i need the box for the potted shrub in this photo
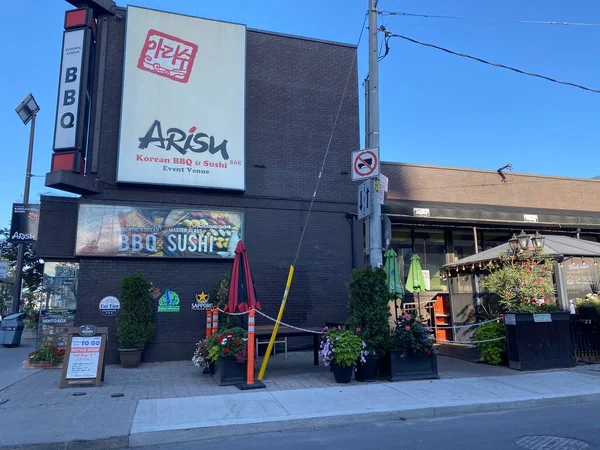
[347,267,390,382]
[320,326,367,383]
[206,327,248,386]
[213,275,239,330]
[116,272,155,368]
[381,312,439,381]
[482,250,574,370]
[192,339,215,374]
[474,321,506,365]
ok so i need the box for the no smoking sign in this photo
[351,148,380,181]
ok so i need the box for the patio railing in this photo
[570,314,600,363]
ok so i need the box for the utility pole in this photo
[12,111,37,314]
[367,0,382,267]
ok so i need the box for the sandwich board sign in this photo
[60,325,107,388]
[351,148,380,181]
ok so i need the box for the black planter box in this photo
[379,351,439,382]
[504,312,575,371]
[214,357,246,386]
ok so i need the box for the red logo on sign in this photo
[28,211,39,221]
[137,29,198,83]
[354,150,377,177]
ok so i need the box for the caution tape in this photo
[217,308,249,316]
[254,310,323,335]
[434,336,506,344]
[427,318,501,330]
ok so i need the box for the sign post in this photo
[60,326,107,388]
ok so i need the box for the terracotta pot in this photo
[118,348,143,368]
[23,361,63,370]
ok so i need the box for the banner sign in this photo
[117,6,246,191]
[158,289,180,312]
[75,204,243,259]
[53,25,93,152]
[10,203,40,242]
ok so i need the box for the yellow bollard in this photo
[258,265,295,381]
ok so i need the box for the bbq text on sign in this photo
[117,7,246,190]
[351,148,380,181]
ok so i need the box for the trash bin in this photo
[0,313,25,347]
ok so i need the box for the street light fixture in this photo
[508,234,520,253]
[15,94,40,125]
[517,230,530,251]
[531,231,546,252]
[11,93,40,314]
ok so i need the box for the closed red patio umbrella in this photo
[225,241,261,313]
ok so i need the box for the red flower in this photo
[356,327,361,333]
[235,340,240,346]
[224,348,230,354]
[426,350,432,355]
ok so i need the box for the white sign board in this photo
[0,262,8,280]
[351,148,380,181]
[117,7,247,191]
[99,296,120,316]
[65,336,102,379]
[358,180,371,220]
[422,270,431,291]
[53,29,85,150]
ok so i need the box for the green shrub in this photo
[474,321,505,365]
[347,267,391,356]
[117,272,155,349]
[213,275,239,330]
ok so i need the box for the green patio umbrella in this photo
[384,248,404,322]
[405,254,426,318]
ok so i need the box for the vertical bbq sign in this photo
[117,7,247,191]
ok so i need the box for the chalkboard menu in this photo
[60,326,107,388]
[564,258,599,300]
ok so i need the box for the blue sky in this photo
[1,0,599,227]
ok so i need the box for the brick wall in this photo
[39,11,360,362]
[383,163,600,212]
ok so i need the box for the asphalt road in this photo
[138,401,600,450]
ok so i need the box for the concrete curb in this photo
[0,436,128,450]
[127,392,600,447]
[3,392,600,449]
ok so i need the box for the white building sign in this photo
[117,7,247,191]
[53,29,85,151]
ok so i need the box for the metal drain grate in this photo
[516,436,589,450]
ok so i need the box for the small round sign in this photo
[99,296,120,316]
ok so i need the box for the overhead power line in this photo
[380,11,600,27]
[389,33,600,94]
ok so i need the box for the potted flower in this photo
[25,340,66,369]
[380,312,439,381]
[116,272,155,368]
[206,327,248,386]
[576,294,600,318]
[320,326,367,383]
[347,267,390,382]
[482,249,575,370]
[192,339,214,373]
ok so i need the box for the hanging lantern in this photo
[508,234,520,253]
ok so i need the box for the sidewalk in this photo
[0,351,599,450]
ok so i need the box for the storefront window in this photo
[453,229,482,260]
[39,262,79,349]
[392,228,412,282]
[414,228,445,291]
[482,231,512,251]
